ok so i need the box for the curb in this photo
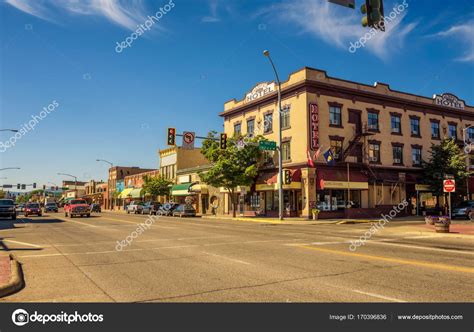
[0,254,24,298]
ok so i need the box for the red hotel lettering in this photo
[309,103,319,151]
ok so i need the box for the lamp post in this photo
[57,173,78,197]
[96,159,114,210]
[0,129,18,133]
[263,50,284,220]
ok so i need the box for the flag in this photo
[307,149,315,168]
[324,149,335,166]
[314,146,323,160]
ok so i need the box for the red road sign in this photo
[443,179,456,193]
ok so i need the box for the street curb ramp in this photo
[0,254,24,298]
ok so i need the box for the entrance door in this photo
[348,110,362,134]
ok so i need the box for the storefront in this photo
[316,167,369,218]
[250,169,303,217]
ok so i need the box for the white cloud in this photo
[261,0,416,60]
[5,0,150,30]
[436,22,474,62]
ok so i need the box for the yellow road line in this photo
[297,245,474,274]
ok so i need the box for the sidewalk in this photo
[0,254,23,298]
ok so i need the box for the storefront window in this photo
[316,189,361,211]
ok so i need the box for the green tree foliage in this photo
[423,138,468,197]
[142,175,173,200]
[199,131,264,217]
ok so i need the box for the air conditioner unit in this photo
[394,158,401,164]
[370,156,378,162]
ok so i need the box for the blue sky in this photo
[0,0,473,190]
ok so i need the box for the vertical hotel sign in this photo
[309,103,319,151]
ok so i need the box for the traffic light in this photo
[43,185,46,190]
[33,182,36,189]
[284,170,292,185]
[17,183,20,190]
[21,184,26,190]
[220,133,227,150]
[167,128,176,146]
[361,0,385,30]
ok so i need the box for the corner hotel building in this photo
[220,67,474,219]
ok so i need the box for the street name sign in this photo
[259,141,277,151]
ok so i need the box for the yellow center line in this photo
[297,245,474,274]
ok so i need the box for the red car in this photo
[25,202,42,217]
[64,199,91,218]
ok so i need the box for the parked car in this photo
[44,202,58,213]
[0,199,17,220]
[15,203,25,213]
[141,202,161,215]
[172,204,196,217]
[158,202,180,216]
[25,202,42,217]
[90,203,101,213]
[64,199,91,218]
[126,201,144,214]
[452,200,474,219]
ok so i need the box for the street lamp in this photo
[96,159,113,167]
[263,50,284,220]
[0,129,18,133]
[57,173,78,197]
[0,167,20,172]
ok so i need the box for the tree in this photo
[199,131,264,217]
[142,175,173,200]
[423,138,468,200]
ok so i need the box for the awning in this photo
[256,169,302,191]
[129,188,143,198]
[189,183,208,194]
[171,183,194,196]
[317,168,369,190]
[118,188,133,199]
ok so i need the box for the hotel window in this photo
[431,121,440,139]
[264,113,273,133]
[392,146,403,165]
[329,105,342,127]
[467,126,474,143]
[330,139,343,161]
[368,112,379,131]
[410,117,420,137]
[412,147,422,166]
[368,142,381,163]
[281,106,291,129]
[234,123,241,136]
[282,141,291,161]
[391,115,401,134]
[448,123,457,140]
[247,119,255,137]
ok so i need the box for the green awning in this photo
[171,183,193,196]
[130,188,143,198]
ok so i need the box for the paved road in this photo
[0,211,473,302]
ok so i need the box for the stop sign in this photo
[443,179,456,193]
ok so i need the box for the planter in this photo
[434,223,450,233]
